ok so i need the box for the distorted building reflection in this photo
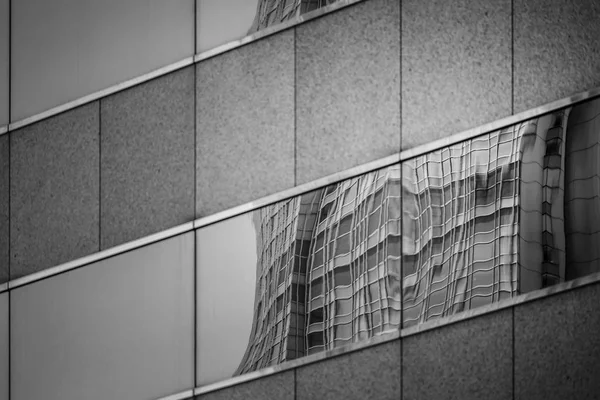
[248,0,339,34]
[235,165,401,375]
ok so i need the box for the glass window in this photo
[334,265,351,286]
[336,234,351,256]
[311,277,323,298]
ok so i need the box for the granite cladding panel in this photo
[402,309,512,400]
[296,0,401,184]
[196,31,294,217]
[195,371,294,400]
[100,66,195,249]
[402,0,511,149]
[10,103,99,279]
[296,340,401,400]
[514,283,600,400]
[514,0,600,113]
[0,136,7,283]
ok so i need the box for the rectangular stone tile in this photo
[101,67,195,249]
[514,283,600,400]
[0,135,7,283]
[296,340,401,400]
[196,371,294,400]
[514,0,600,113]
[402,309,512,400]
[10,103,99,279]
[402,0,511,149]
[296,0,401,184]
[196,30,294,217]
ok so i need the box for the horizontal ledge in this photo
[8,221,195,289]
[0,282,7,294]
[5,0,366,133]
[154,389,195,400]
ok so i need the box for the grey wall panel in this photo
[514,0,600,113]
[296,340,401,400]
[514,283,600,400]
[0,293,8,400]
[10,103,99,280]
[11,0,194,122]
[0,0,8,126]
[402,309,512,400]
[196,371,294,400]
[0,136,7,284]
[11,233,195,400]
[196,31,294,217]
[296,0,401,184]
[402,0,511,149]
[101,67,195,249]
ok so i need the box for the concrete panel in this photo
[196,371,294,400]
[514,0,600,113]
[11,233,195,400]
[403,309,512,400]
[10,103,99,279]
[402,0,512,149]
[11,0,194,122]
[101,67,195,249]
[0,0,8,126]
[514,283,600,400]
[296,340,401,400]
[0,136,7,284]
[196,31,294,217]
[0,293,7,400]
[296,0,401,184]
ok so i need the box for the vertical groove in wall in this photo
[293,368,297,400]
[511,0,515,115]
[193,230,198,389]
[293,28,297,187]
[98,100,102,251]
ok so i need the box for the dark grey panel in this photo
[402,309,512,400]
[196,30,294,217]
[402,0,511,149]
[11,233,195,400]
[514,283,600,400]
[296,0,401,184]
[196,371,294,400]
[101,67,195,249]
[514,0,600,113]
[296,340,401,400]
[0,0,7,126]
[10,103,99,279]
[0,136,7,283]
[11,0,194,121]
[0,293,7,400]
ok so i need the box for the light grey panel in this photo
[514,283,600,400]
[514,0,600,113]
[296,0,401,184]
[0,293,8,400]
[11,103,99,279]
[101,67,195,249]
[402,309,512,400]
[11,0,194,122]
[195,371,294,400]
[0,0,8,126]
[11,233,195,400]
[402,0,511,149]
[296,340,401,400]
[196,31,294,217]
[0,136,7,284]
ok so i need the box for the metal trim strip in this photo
[0,125,7,135]
[154,389,195,400]
[0,283,7,294]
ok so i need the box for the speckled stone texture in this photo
[0,293,8,400]
[403,309,512,400]
[10,103,99,279]
[514,283,600,400]
[196,371,294,400]
[402,0,511,149]
[514,0,600,113]
[0,135,7,284]
[196,31,294,217]
[296,0,401,184]
[296,339,401,400]
[100,67,195,249]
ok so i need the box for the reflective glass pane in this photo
[11,233,194,400]
[196,164,401,386]
[403,96,600,327]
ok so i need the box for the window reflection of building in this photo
[248,0,339,34]
[235,165,401,374]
